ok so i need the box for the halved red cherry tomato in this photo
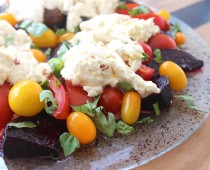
[64,80,94,106]
[138,42,153,65]
[132,13,170,31]
[136,64,154,81]
[48,75,70,119]
[98,86,123,120]
[147,33,177,50]
[0,81,14,129]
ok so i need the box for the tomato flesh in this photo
[64,80,94,106]
[48,75,70,119]
[138,42,153,65]
[136,64,155,81]
[98,86,123,120]
[0,82,13,129]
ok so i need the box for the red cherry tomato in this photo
[138,42,153,65]
[147,33,177,50]
[0,81,14,129]
[98,86,123,120]
[132,13,169,31]
[48,75,70,119]
[64,80,94,106]
[136,64,155,81]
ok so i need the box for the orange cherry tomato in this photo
[31,49,47,63]
[57,32,75,44]
[121,91,141,125]
[67,112,96,145]
[30,29,57,48]
[175,32,186,45]
[0,13,17,27]
[159,61,187,91]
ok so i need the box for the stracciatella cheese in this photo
[8,0,118,32]
[75,14,160,43]
[0,46,51,85]
[61,40,160,98]
[0,20,31,50]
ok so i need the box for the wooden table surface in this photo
[134,0,210,169]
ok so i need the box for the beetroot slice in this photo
[148,49,204,77]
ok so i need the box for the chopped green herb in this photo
[117,82,134,93]
[55,28,68,36]
[174,95,209,113]
[72,96,116,137]
[117,4,129,10]
[8,121,37,128]
[5,35,14,47]
[116,121,134,135]
[48,58,64,78]
[59,132,80,157]
[40,90,57,114]
[39,79,48,89]
[153,49,163,63]
[142,53,149,62]
[55,80,61,88]
[153,102,161,116]
[138,116,154,124]
[19,20,48,37]
[57,41,73,59]
[31,42,39,49]
[129,5,150,16]
[170,22,182,38]
[44,48,52,59]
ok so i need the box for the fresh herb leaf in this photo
[72,97,116,137]
[117,82,134,93]
[129,5,150,16]
[8,121,37,128]
[170,22,182,38]
[40,90,57,114]
[57,41,73,58]
[116,121,134,135]
[5,35,14,46]
[153,102,161,116]
[117,4,129,10]
[153,49,163,63]
[138,116,154,124]
[39,79,48,89]
[31,42,39,49]
[44,48,52,59]
[19,20,48,37]
[174,95,209,113]
[59,132,80,157]
[142,53,149,62]
[55,80,61,88]
[55,28,68,36]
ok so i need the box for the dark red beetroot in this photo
[1,112,67,158]
[148,49,204,78]
[141,75,173,112]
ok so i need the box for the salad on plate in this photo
[0,0,205,163]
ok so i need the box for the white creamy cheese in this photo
[0,46,51,85]
[0,20,31,50]
[77,13,160,43]
[8,0,118,32]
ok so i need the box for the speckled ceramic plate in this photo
[1,15,210,170]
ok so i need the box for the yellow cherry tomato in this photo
[159,61,187,91]
[30,29,57,48]
[121,91,141,125]
[157,9,170,21]
[175,32,186,45]
[31,49,47,63]
[0,13,17,26]
[57,32,75,44]
[9,80,44,117]
[67,112,96,145]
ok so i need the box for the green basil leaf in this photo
[116,121,134,135]
[153,49,163,64]
[44,48,52,59]
[19,20,48,37]
[8,121,37,128]
[59,132,80,157]
[129,5,150,16]
[138,116,154,124]
[5,35,14,46]
[153,102,161,116]
[174,95,209,113]
[170,22,182,39]
[117,82,134,93]
[57,41,73,58]
[40,90,57,114]
[142,53,149,62]
[117,4,129,10]
[55,28,68,36]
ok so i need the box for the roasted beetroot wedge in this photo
[148,49,204,77]
[141,75,173,112]
[1,112,66,158]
